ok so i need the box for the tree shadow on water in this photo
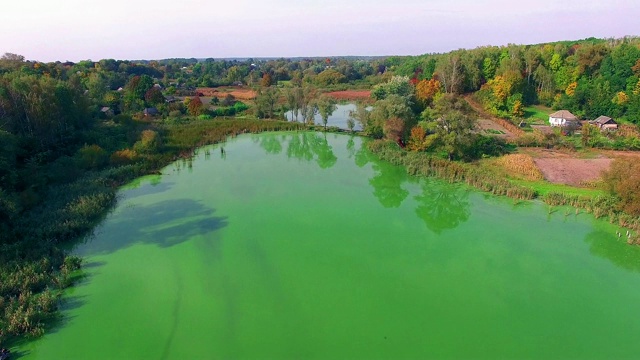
[414,180,471,234]
[76,199,228,256]
[123,181,174,201]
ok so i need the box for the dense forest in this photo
[388,37,640,122]
[2,36,640,345]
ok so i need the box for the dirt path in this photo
[463,95,520,140]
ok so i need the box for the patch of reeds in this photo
[542,191,640,234]
[368,140,536,200]
[495,154,544,181]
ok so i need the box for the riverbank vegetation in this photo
[2,35,640,345]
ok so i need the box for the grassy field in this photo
[523,105,552,124]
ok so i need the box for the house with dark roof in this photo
[143,107,159,117]
[592,115,618,131]
[549,110,578,127]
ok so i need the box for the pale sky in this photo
[1,0,639,62]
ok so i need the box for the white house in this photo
[549,110,578,127]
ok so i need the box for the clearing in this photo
[196,87,257,100]
[463,95,521,140]
[325,90,371,101]
[520,148,640,186]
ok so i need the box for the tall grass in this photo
[368,140,536,200]
[494,154,544,181]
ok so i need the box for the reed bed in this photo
[368,140,536,200]
[495,154,544,181]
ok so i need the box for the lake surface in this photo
[285,103,365,130]
[19,132,640,359]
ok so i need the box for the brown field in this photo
[325,90,371,101]
[196,87,257,100]
[518,148,640,186]
[533,157,612,186]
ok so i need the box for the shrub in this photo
[133,130,161,153]
[75,144,109,169]
[110,149,139,166]
[602,157,640,215]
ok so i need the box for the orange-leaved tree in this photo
[415,79,441,107]
[188,96,204,116]
[602,158,640,216]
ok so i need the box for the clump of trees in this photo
[361,76,503,161]
[603,158,640,215]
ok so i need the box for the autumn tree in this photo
[188,96,204,116]
[407,125,428,151]
[383,117,405,142]
[144,87,165,105]
[415,79,441,107]
[261,73,273,87]
[602,157,640,215]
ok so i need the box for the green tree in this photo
[255,87,279,119]
[423,94,477,160]
[316,95,337,130]
[368,95,414,139]
[315,69,346,86]
[371,75,415,101]
[144,87,165,106]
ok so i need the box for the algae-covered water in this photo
[19,132,640,359]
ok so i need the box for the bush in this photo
[75,144,109,169]
[110,149,139,166]
[133,130,161,153]
[602,158,640,215]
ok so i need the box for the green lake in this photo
[18,132,640,359]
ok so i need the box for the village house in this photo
[549,110,579,127]
[143,107,159,117]
[100,106,114,118]
[591,115,618,131]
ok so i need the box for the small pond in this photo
[285,103,367,130]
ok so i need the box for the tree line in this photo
[388,37,640,122]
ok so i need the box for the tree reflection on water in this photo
[414,180,470,234]
[285,132,337,169]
